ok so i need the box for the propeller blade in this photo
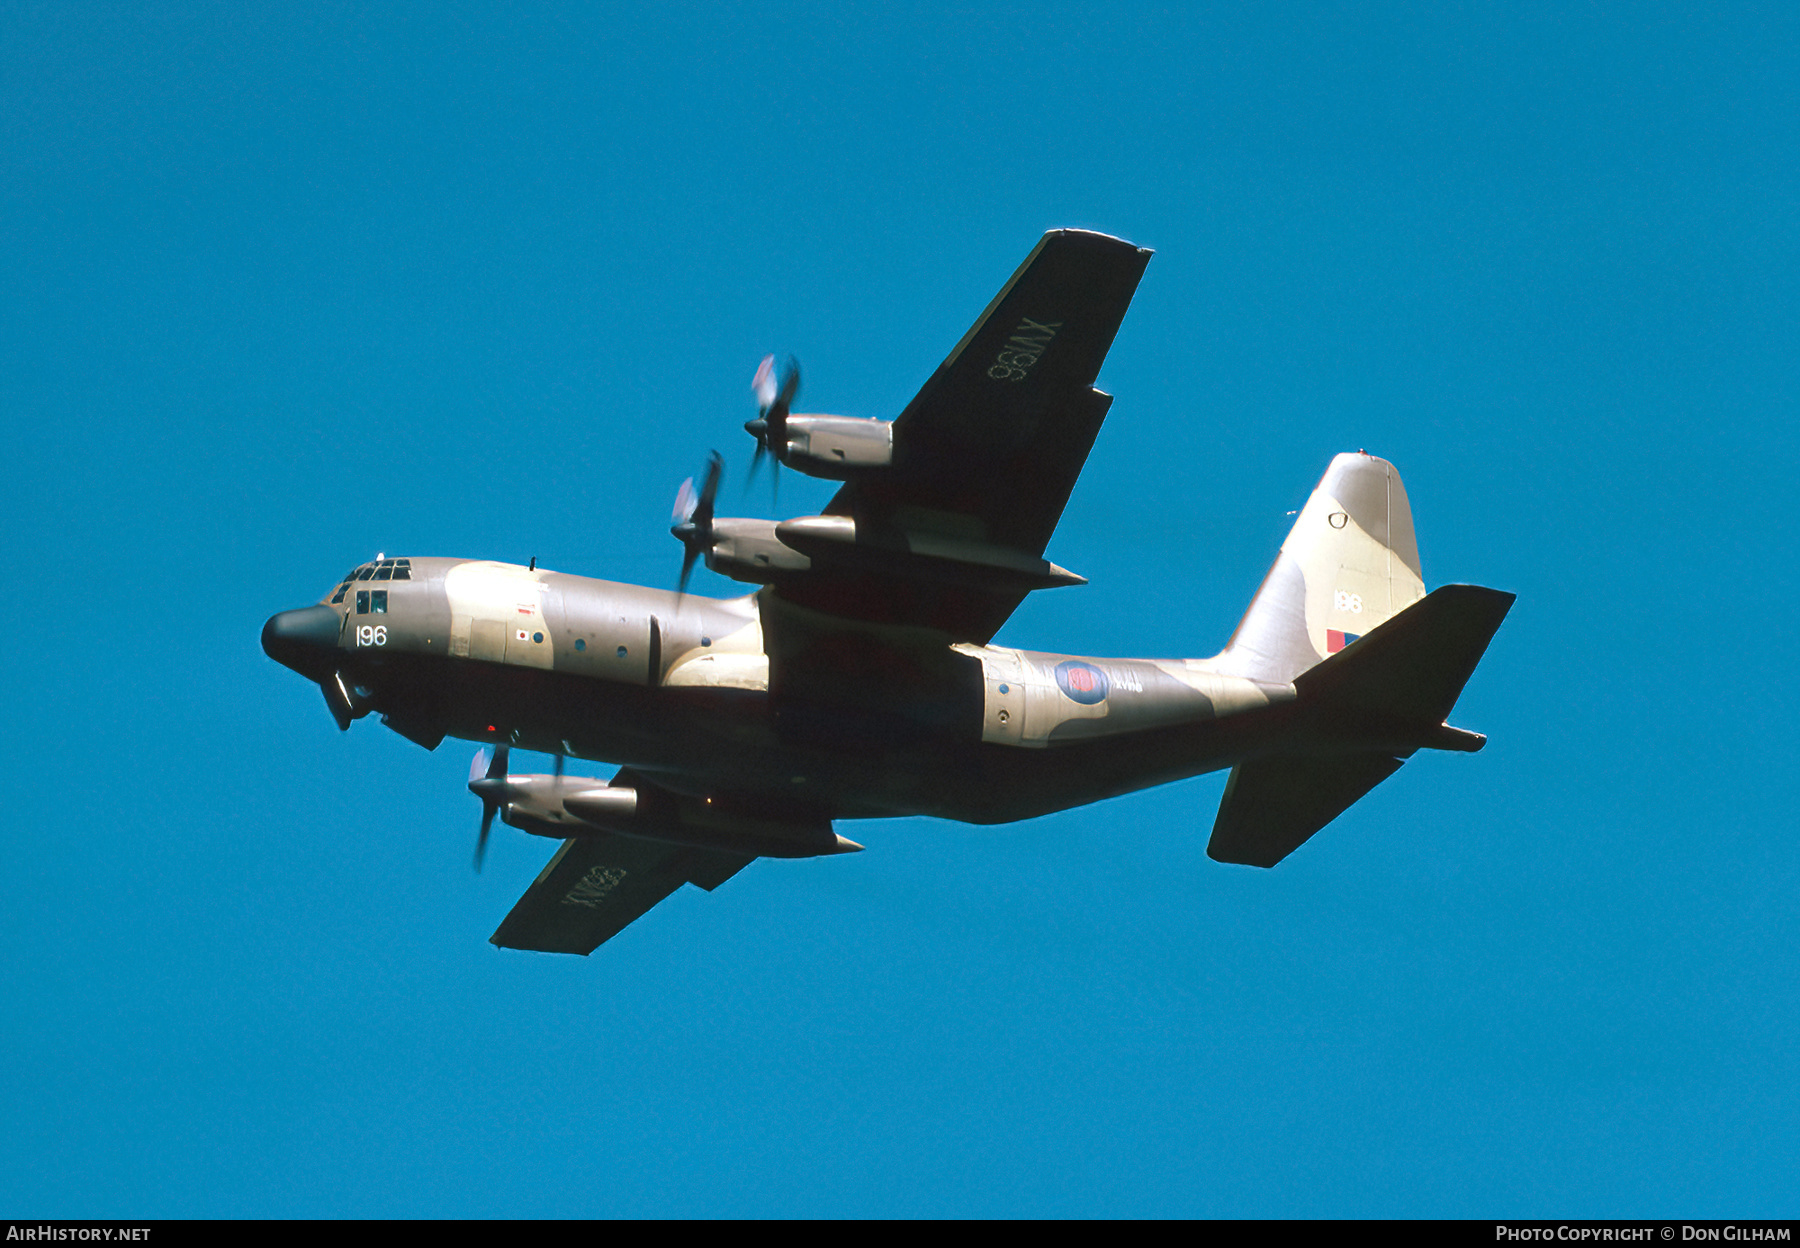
[752,353,778,412]
[745,356,800,504]
[673,476,697,523]
[774,356,800,418]
[672,452,724,596]
[554,751,565,781]
[322,671,355,731]
[771,359,797,503]
[695,451,722,526]
[474,804,495,873]
[469,745,510,873]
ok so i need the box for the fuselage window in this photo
[371,590,388,614]
[356,590,369,614]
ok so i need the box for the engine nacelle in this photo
[778,414,893,480]
[565,785,862,858]
[494,774,636,838]
[486,769,858,857]
[774,515,1087,590]
[703,518,812,585]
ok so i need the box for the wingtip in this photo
[1045,227,1149,254]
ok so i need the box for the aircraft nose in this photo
[261,605,343,676]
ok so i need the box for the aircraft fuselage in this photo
[263,555,1299,828]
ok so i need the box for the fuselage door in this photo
[444,562,554,670]
[958,643,1026,745]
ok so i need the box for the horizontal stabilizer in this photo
[1295,583,1515,726]
[1210,583,1513,868]
[1207,752,1405,868]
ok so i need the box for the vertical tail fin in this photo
[1217,452,1427,685]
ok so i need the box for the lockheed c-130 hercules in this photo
[262,229,1513,955]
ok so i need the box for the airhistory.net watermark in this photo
[6,1230,151,1242]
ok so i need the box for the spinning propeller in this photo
[467,745,511,872]
[670,450,724,594]
[745,354,800,502]
[466,745,565,871]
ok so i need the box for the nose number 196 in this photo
[357,625,387,646]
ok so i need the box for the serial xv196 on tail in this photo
[262,230,1513,955]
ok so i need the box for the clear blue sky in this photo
[3,1,1795,1217]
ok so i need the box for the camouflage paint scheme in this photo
[262,230,1513,955]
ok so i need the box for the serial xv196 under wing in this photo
[262,230,1514,955]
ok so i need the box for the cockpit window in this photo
[355,590,369,613]
[371,590,387,613]
[341,561,409,598]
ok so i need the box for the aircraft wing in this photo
[491,817,751,956]
[779,229,1151,644]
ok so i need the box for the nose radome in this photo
[262,605,343,675]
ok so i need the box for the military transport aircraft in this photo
[262,229,1513,955]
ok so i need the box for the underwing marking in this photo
[563,865,627,908]
[988,317,1063,381]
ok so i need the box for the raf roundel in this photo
[1054,660,1110,705]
